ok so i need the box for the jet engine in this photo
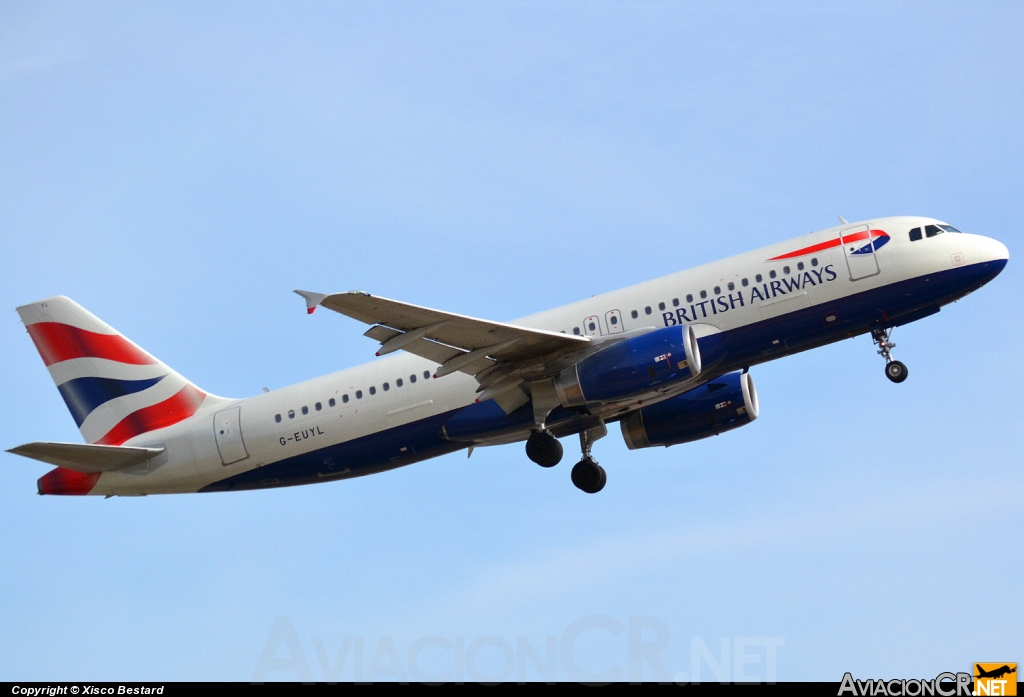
[619,371,758,449]
[555,324,725,406]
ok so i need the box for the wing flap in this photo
[364,325,401,343]
[400,338,466,367]
[7,441,165,473]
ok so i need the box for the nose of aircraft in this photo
[967,234,1008,287]
[975,234,1010,264]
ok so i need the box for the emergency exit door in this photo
[605,309,623,334]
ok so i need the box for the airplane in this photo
[6,216,1008,496]
[975,665,1016,680]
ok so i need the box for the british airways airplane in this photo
[8,217,1008,496]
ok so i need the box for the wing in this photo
[295,290,590,399]
[7,442,165,473]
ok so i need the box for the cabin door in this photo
[840,224,881,281]
[214,407,248,465]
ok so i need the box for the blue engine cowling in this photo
[619,371,759,448]
[555,324,725,406]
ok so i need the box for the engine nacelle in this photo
[555,325,723,406]
[620,371,759,449]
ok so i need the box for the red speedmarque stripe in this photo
[26,322,157,367]
[37,468,101,495]
[768,229,888,261]
[95,384,206,446]
[767,237,843,260]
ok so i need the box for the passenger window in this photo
[925,224,942,238]
[288,410,295,419]
[657,302,664,311]
[383,382,389,391]
[329,398,336,407]
[588,321,596,331]
[645,306,652,315]
[315,402,322,411]
[630,310,638,319]
[686,294,693,302]
[355,391,362,399]
[770,270,777,279]
[410,374,417,383]
[424,371,430,379]
[811,258,818,267]
[609,315,618,325]
[727,282,734,291]
[369,386,376,395]
[275,414,282,423]
[782,266,790,275]
[797,262,804,271]
[343,394,349,403]
[756,274,763,282]
[397,378,403,387]
[741,278,749,287]
[909,227,922,241]
[700,290,707,299]
[302,406,308,415]
[672,298,679,307]
[713,286,720,295]
[573,326,581,335]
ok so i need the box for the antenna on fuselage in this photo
[838,216,849,224]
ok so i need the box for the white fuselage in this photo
[87,216,1009,495]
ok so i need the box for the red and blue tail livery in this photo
[7,216,1008,496]
[13,297,225,493]
[17,297,209,447]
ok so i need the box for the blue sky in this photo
[1,1,1021,682]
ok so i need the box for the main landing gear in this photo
[526,430,562,468]
[571,424,608,494]
[872,327,908,384]
[525,423,609,493]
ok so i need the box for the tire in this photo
[571,458,606,494]
[526,431,563,467]
[885,360,908,383]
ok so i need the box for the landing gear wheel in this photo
[872,327,908,384]
[885,360,908,383]
[571,457,606,494]
[526,431,563,467]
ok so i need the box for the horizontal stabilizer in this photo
[6,441,165,473]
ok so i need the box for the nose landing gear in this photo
[872,327,908,383]
[885,360,908,383]
[571,424,608,494]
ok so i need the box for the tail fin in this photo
[16,296,217,446]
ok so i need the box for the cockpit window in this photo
[909,227,922,241]
[939,225,962,233]
[925,224,943,238]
